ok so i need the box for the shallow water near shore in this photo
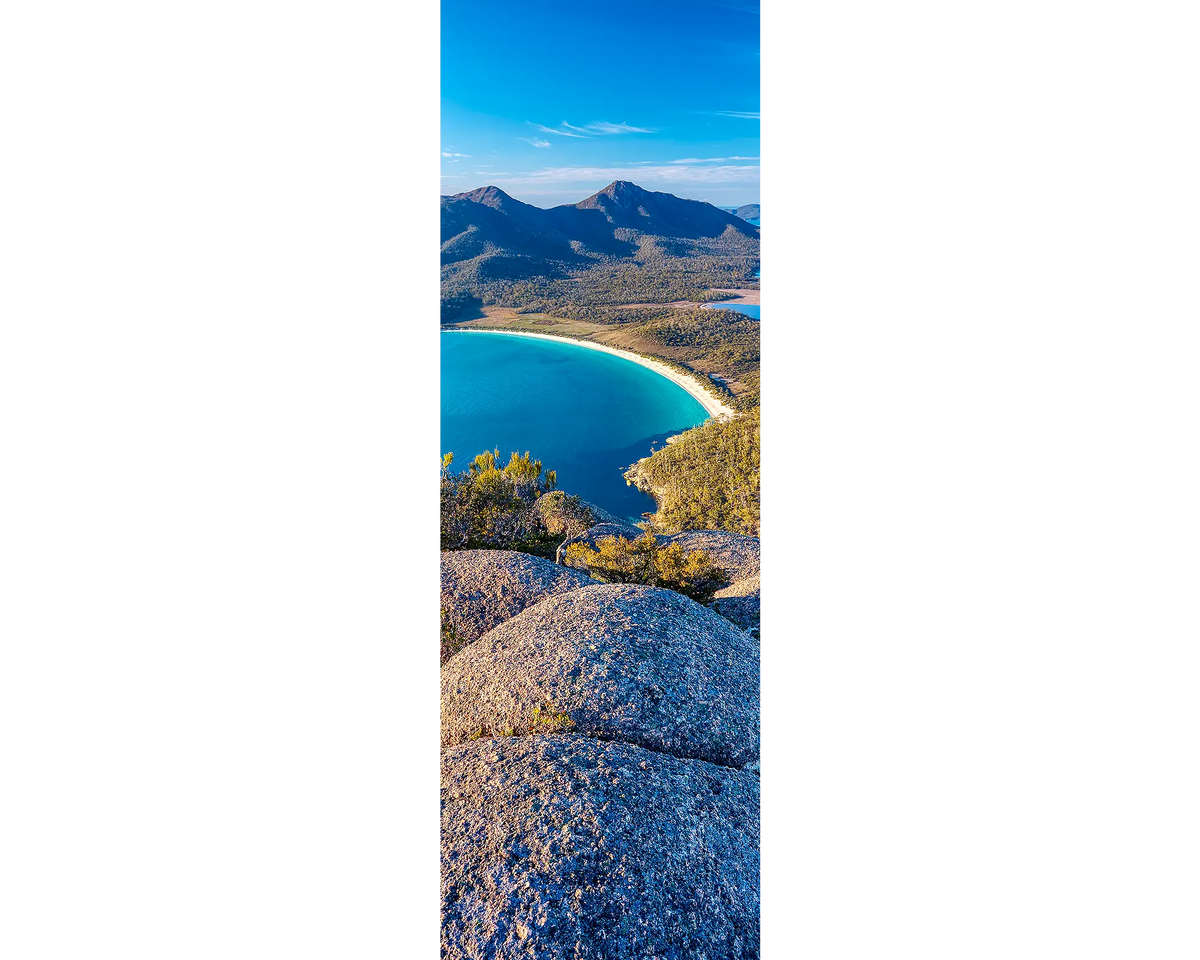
[441,331,710,521]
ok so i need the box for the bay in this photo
[441,331,710,521]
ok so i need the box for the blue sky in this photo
[441,0,759,208]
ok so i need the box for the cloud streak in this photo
[577,121,655,134]
[531,122,589,139]
[520,137,552,148]
[442,151,471,157]
[713,110,759,120]
[669,155,759,164]
[530,120,655,138]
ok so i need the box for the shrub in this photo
[440,449,560,555]
[564,532,727,603]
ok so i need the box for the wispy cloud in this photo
[713,110,760,120]
[530,120,655,138]
[531,122,589,139]
[520,137,552,148]
[442,151,471,157]
[578,121,655,135]
[669,155,760,164]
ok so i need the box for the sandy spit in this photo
[444,328,736,421]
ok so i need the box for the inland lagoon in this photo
[704,302,762,319]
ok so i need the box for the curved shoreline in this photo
[442,328,736,421]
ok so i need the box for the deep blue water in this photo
[704,302,762,319]
[441,331,709,520]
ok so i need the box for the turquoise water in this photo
[705,302,762,319]
[441,331,709,520]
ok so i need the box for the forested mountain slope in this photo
[441,180,759,267]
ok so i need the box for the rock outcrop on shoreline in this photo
[440,544,761,957]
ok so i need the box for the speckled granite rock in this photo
[710,574,761,637]
[441,584,759,767]
[442,735,759,960]
[441,551,597,663]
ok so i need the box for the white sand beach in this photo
[447,328,736,421]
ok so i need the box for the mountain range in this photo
[441,181,760,267]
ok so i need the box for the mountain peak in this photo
[454,185,517,209]
[599,180,646,198]
[578,180,653,212]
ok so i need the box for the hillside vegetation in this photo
[627,408,761,536]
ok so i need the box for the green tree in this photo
[440,449,561,554]
[532,491,595,564]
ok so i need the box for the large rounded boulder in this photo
[441,584,759,767]
[442,735,760,960]
[440,550,596,663]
